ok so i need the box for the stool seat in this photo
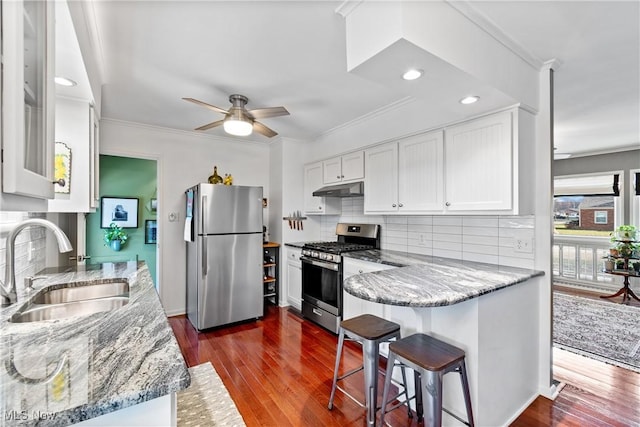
[341,314,401,340]
[389,333,465,372]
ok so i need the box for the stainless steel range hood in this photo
[313,181,364,198]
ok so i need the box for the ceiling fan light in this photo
[223,118,253,136]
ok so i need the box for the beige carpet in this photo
[177,362,246,426]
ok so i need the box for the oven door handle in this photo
[300,256,340,271]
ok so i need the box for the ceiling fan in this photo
[183,94,289,138]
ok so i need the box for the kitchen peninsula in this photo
[342,250,545,426]
[0,262,190,427]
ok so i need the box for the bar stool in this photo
[380,333,474,427]
[328,314,411,426]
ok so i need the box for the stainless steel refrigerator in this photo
[185,184,264,330]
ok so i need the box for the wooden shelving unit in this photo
[263,242,280,314]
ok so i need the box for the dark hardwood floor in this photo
[169,288,640,426]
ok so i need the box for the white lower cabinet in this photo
[285,247,302,310]
[342,258,394,320]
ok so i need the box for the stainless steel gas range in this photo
[300,223,380,333]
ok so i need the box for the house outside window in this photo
[594,211,608,224]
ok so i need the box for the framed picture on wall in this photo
[145,220,157,244]
[101,197,139,228]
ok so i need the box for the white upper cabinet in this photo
[322,151,364,184]
[398,132,444,212]
[365,131,443,214]
[48,100,100,212]
[364,143,398,213]
[444,111,516,213]
[1,0,56,202]
[303,161,341,215]
[363,109,532,215]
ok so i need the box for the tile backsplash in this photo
[0,212,48,291]
[319,198,535,269]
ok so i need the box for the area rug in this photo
[553,293,640,373]
[177,362,246,426]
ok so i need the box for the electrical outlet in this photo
[514,235,534,253]
[418,233,428,247]
[169,212,179,222]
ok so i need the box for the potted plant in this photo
[613,224,637,241]
[615,259,625,270]
[104,223,128,251]
[632,261,640,274]
[603,257,615,272]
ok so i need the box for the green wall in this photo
[87,155,158,284]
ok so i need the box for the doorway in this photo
[84,155,159,285]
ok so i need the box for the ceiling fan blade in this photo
[253,121,278,138]
[182,97,229,115]
[195,119,224,131]
[247,106,289,120]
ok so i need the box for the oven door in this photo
[301,256,341,316]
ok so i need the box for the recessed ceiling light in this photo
[55,77,77,87]
[402,69,423,81]
[554,153,572,160]
[459,96,479,105]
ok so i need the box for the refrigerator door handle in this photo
[202,195,208,276]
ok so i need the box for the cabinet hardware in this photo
[445,202,451,207]
[52,178,65,187]
[392,204,397,207]
[337,175,340,179]
[312,308,323,316]
[399,203,404,207]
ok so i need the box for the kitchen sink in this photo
[9,297,129,323]
[31,281,129,304]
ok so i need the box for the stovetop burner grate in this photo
[302,241,374,254]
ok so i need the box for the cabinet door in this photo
[89,106,100,209]
[48,99,92,212]
[398,131,444,212]
[444,111,513,211]
[322,157,342,185]
[364,143,398,213]
[286,259,302,310]
[341,151,364,181]
[2,0,56,200]
[304,162,325,213]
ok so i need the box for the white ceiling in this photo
[59,1,640,157]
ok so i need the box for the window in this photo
[554,171,623,237]
[594,211,608,224]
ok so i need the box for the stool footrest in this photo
[336,365,364,382]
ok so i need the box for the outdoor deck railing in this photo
[552,235,616,289]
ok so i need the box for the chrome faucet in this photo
[1,219,73,306]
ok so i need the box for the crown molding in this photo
[320,96,417,138]
[560,144,640,160]
[335,0,364,18]
[101,118,269,147]
[446,1,545,71]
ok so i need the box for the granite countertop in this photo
[0,262,190,426]
[284,242,306,249]
[343,249,544,307]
